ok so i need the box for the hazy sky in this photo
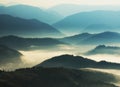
[0,0,120,8]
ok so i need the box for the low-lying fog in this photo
[1,44,120,70]
[20,45,120,67]
[1,45,120,77]
[1,45,120,86]
[20,47,120,86]
[84,68,120,86]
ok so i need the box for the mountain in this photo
[79,31,120,45]
[60,33,93,44]
[39,54,120,69]
[0,14,63,37]
[0,45,22,65]
[85,45,120,55]
[60,31,120,45]
[48,4,120,16]
[0,5,63,24]
[0,67,117,87]
[0,35,65,50]
[83,24,113,33]
[53,11,120,34]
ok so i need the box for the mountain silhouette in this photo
[39,54,120,69]
[0,45,22,65]
[0,5,63,24]
[49,4,120,16]
[60,31,120,45]
[79,31,120,45]
[53,11,120,34]
[60,33,92,44]
[0,67,117,87]
[83,24,113,33]
[0,35,65,50]
[85,45,120,55]
[0,14,63,37]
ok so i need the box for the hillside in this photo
[53,11,120,34]
[0,45,22,65]
[0,14,63,37]
[60,31,120,45]
[0,5,63,24]
[85,45,120,55]
[48,4,120,16]
[0,67,117,87]
[0,35,65,50]
[39,54,120,69]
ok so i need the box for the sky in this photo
[0,0,120,8]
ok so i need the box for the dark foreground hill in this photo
[0,45,22,65]
[0,35,65,50]
[0,14,63,37]
[0,67,117,87]
[39,54,120,69]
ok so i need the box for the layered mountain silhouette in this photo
[39,54,120,69]
[53,11,120,34]
[0,14,63,37]
[0,45,22,65]
[0,35,65,50]
[83,24,113,33]
[0,67,117,87]
[49,4,120,16]
[60,33,92,44]
[85,45,120,55]
[0,5,63,24]
[60,31,120,45]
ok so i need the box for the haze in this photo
[1,0,120,8]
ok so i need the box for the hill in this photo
[0,5,63,24]
[48,4,120,16]
[39,54,120,69]
[0,67,117,87]
[53,11,120,34]
[0,45,22,65]
[0,14,63,37]
[60,31,120,45]
[60,33,93,44]
[85,45,120,55]
[0,35,65,50]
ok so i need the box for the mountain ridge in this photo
[39,54,120,69]
[0,35,65,50]
[0,14,63,38]
[0,4,63,24]
[53,10,120,34]
[85,45,120,55]
[60,31,120,45]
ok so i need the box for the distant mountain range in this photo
[53,11,120,34]
[85,45,120,55]
[0,45,22,65]
[0,35,65,50]
[0,67,117,87]
[0,5,63,24]
[60,31,120,45]
[0,14,63,37]
[49,4,120,16]
[39,54,120,69]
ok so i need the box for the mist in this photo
[20,45,120,68]
[1,44,120,71]
[82,54,120,63]
[85,68,120,86]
